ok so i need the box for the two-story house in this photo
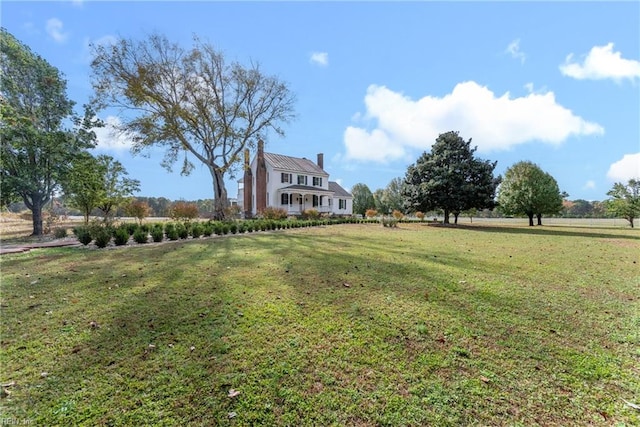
[238,140,353,217]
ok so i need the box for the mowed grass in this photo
[1,223,638,426]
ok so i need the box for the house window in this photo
[281,193,289,205]
[312,195,319,207]
[313,177,322,187]
[281,173,292,183]
[297,175,307,185]
[339,199,346,209]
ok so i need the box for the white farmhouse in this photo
[237,140,353,217]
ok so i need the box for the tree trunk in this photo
[536,213,543,226]
[453,212,459,224]
[528,213,534,227]
[443,209,450,224]
[32,202,44,236]
[211,167,229,220]
[24,192,47,236]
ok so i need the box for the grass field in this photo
[1,223,639,426]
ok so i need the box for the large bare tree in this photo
[90,34,295,218]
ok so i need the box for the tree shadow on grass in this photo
[447,223,640,241]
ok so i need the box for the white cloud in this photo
[93,116,135,152]
[310,52,328,67]
[505,39,526,64]
[583,180,596,190]
[560,43,640,82]
[607,153,640,182]
[343,82,604,163]
[70,0,84,7]
[45,18,68,43]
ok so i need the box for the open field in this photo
[1,223,639,425]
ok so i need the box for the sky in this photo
[2,1,639,202]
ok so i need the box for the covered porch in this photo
[277,185,334,215]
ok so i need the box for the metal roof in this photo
[263,152,327,176]
[278,184,334,194]
[329,181,352,197]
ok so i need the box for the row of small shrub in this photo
[72,217,383,248]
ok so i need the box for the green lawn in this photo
[1,223,639,426]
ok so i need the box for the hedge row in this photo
[71,217,382,248]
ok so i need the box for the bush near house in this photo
[260,207,288,220]
[365,209,378,218]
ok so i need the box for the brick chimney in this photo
[317,153,324,170]
[255,139,267,213]
[243,148,253,218]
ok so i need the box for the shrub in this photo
[213,223,223,235]
[392,210,404,220]
[222,224,230,235]
[114,228,130,246]
[93,228,112,248]
[151,225,164,242]
[245,222,254,233]
[365,209,378,218]
[125,222,138,236]
[176,223,189,239]
[203,222,214,237]
[415,211,425,221]
[301,209,320,220]
[191,222,204,238]
[381,217,398,228]
[261,207,288,220]
[133,229,149,244]
[229,222,238,234]
[74,226,92,246]
[53,227,67,239]
[165,223,179,241]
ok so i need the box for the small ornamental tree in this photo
[606,179,640,228]
[126,200,152,225]
[170,201,199,221]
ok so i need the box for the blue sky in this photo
[3,1,639,202]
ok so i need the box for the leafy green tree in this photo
[63,153,107,224]
[497,161,563,226]
[606,179,640,228]
[90,33,296,219]
[373,188,388,215]
[351,183,376,216]
[403,131,500,224]
[0,28,98,235]
[374,177,405,215]
[95,155,140,222]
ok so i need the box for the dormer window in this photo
[297,175,307,185]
